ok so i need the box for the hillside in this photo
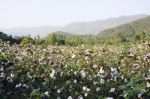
[98,16,150,38]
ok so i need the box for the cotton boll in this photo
[44,91,50,97]
[68,96,73,99]
[6,77,13,83]
[78,95,84,99]
[57,97,61,99]
[80,70,86,78]
[96,87,101,92]
[106,97,114,99]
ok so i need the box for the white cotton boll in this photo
[129,53,135,57]
[71,54,76,58]
[96,87,101,92]
[74,79,77,84]
[22,84,29,88]
[83,86,87,91]
[85,56,89,61]
[138,89,146,98]
[0,72,5,78]
[57,97,61,99]
[74,71,77,75]
[145,74,150,80]
[27,73,32,79]
[10,73,14,78]
[93,81,98,85]
[57,88,63,93]
[68,96,73,99]
[144,53,150,60]
[43,49,47,52]
[83,86,90,92]
[15,83,22,88]
[78,95,84,99]
[84,93,88,97]
[111,67,118,75]
[138,93,143,98]
[109,88,115,92]
[106,97,114,99]
[44,91,50,97]
[0,67,4,72]
[99,67,105,74]
[100,79,105,84]
[50,73,55,78]
[124,78,128,83]
[132,64,139,70]
[60,72,63,77]
[86,88,90,92]
[50,69,56,78]
[93,64,98,68]
[6,77,13,83]
[80,70,86,78]
[147,82,150,88]
[113,76,117,81]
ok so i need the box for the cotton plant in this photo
[0,41,150,98]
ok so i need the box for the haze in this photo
[0,0,150,29]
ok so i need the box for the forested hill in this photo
[98,16,150,38]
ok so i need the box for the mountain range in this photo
[1,14,148,37]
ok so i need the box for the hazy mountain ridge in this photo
[1,14,148,37]
[62,14,148,34]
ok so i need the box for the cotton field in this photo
[0,41,150,99]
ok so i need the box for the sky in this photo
[0,0,150,29]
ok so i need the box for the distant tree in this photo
[0,32,8,41]
[51,33,57,45]
[135,31,146,42]
[57,35,65,45]
[20,36,33,45]
[34,35,42,45]
[45,33,57,45]
[141,31,146,40]
[117,33,126,42]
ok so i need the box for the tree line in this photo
[0,31,150,46]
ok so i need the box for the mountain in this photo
[2,26,61,38]
[62,14,148,35]
[98,16,150,38]
[1,14,148,37]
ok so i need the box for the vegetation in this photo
[0,32,150,99]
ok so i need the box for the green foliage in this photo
[30,88,41,98]
[135,31,146,42]
[51,33,57,45]
[46,33,59,45]
[0,32,8,41]
[65,36,83,46]
[117,33,127,42]
[20,36,33,45]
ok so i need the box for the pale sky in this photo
[0,0,150,28]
